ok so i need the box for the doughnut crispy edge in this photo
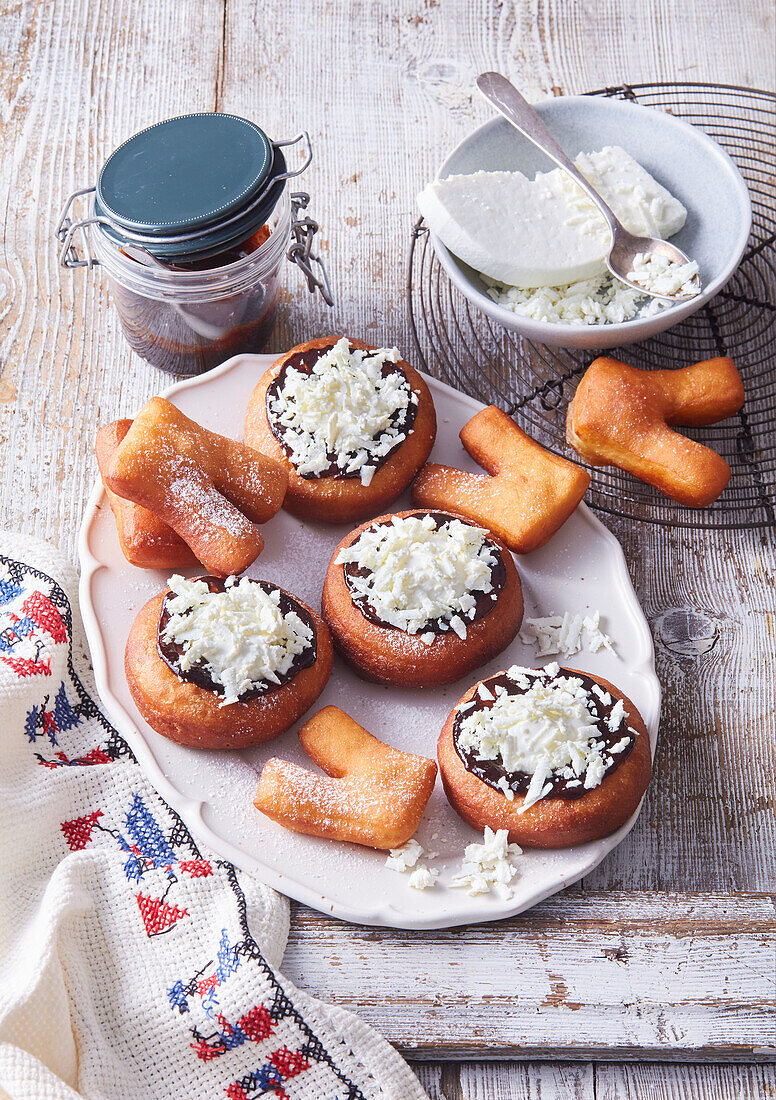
[438,668,652,848]
[244,336,436,524]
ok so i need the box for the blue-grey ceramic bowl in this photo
[429,95,752,349]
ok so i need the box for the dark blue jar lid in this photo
[96,113,274,237]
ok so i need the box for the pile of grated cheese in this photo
[455,664,631,812]
[484,270,668,326]
[161,575,313,706]
[267,337,416,485]
[336,513,497,641]
[627,251,700,297]
[519,610,615,658]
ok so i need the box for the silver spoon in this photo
[476,72,701,302]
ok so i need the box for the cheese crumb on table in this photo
[408,865,439,890]
[385,839,424,872]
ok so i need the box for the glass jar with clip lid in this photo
[56,112,333,374]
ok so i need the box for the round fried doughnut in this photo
[438,667,652,848]
[244,335,436,524]
[125,585,333,750]
[322,508,523,688]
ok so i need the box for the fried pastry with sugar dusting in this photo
[254,705,437,849]
[566,356,744,507]
[96,420,198,569]
[105,397,287,576]
[412,405,589,554]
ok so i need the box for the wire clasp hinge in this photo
[288,192,334,306]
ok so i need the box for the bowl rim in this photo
[430,94,753,343]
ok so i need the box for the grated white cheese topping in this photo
[627,251,700,298]
[268,337,416,486]
[456,664,630,812]
[450,827,522,898]
[161,575,313,707]
[336,513,498,637]
[484,270,669,326]
[519,610,615,658]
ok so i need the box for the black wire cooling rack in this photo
[407,82,776,530]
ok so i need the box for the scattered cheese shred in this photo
[449,827,522,898]
[385,839,424,873]
[519,610,615,658]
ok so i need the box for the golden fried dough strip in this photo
[412,405,589,554]
[566,357,744,507]
[254,705,437,850]
[105,397,287,576]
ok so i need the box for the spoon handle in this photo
[476,72,621,237]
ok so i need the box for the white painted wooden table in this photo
[1,1,774,1096]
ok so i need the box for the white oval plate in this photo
[79,353,660,929]
[429,95,752,349]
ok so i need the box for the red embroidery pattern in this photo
[136,893,189,937]
[238,1006,274,1044]
[0,653,51,678]
[22,590,67,643]
[61,810,104,851]
[180,859,213,878]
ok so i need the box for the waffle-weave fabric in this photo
[0,532,427,1100]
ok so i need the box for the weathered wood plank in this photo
[415,1061,594,1099]
[541,0,775,93]
[584,522,776,894]
[0,0,223,552]
[414,1061,776,1099]
[284,892,776,1059]
[596,1061,776,1098]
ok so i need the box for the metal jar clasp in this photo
[288,192,334,306]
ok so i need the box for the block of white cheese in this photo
[417,146,687,288]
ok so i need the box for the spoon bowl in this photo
[607,232,701,302]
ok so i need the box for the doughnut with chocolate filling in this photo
[244,335,436,524]
[125,575,332,749]
[438,663,651,847]
[322,509,523,687]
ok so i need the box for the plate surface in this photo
[79,354,661,929]
[430,95,752,349]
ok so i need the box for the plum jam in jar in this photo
[56,113,332,374]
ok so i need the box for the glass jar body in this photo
[92,189,291,375]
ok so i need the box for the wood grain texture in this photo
[285,893,776,1059]
[416,1061,776,1098]
[0,0,774,1076]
